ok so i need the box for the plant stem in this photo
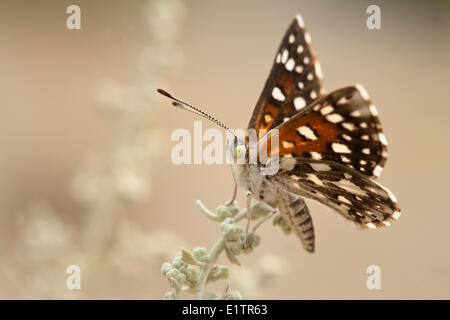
[194,238,225,299]
[233,208,248,222]
[175,287,181,300]
[196,200,223,221]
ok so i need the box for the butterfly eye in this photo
[233,145,246,159]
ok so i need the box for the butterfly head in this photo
[227,137,247,161]
[233,144,246,159]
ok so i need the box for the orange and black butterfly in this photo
[158,14,401,253]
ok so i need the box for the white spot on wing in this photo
[369,104,379,116]
[315,62,323,79]
[272,87,285,101]
[280,157,296,170]
[310,90,317,99]
[285,58,295,71]
[355,84,370,100]
[289,34,295,43]
[382,220,392,226]
[342,122,356,131]
[296,14,305,28]
[305,32,311,43]
[332,179,367,196]
[303,56,310,64]
[332,143,351,153]
[373,165,383,177]
[320,105,334,115]
[297,125,318,140]
[338,195,352,205]
[379,133,388,145]
[342,134,352,141]
[310,163,331,171]
[366,223,377,229]
[326,113,344,123]
[307,174,324,186]
[309,152,322,160]
[362,148,370,154]
[297,45,304,53]
[281,49,289,64]
[338,97,350,105]
[282,141,295,149]
[294,97,306,110]
[392,211,401,220]
[350,110,361,117]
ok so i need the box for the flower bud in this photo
[192,247,208,262]
[161,262,172,276]
[216,205,232,219]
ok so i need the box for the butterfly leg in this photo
[251,201,277,235]
[225,182,237,206]
[243,190,252,248]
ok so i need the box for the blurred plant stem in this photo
[10,0,187,299]
[72,0,186,258]
[193,238,225,299]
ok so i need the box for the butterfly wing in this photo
[274,157,401,228]
[248,14,323,136]
[263,85,388,178]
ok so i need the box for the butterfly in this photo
[158,14,401,253]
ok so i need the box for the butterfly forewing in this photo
[265,85,388,178]
[248,15,323,136]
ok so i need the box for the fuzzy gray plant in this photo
[161,199,292,300]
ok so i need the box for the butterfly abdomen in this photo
[278,191,315,253]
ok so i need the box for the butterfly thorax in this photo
[232,161,280,205]
[230,138,281,207]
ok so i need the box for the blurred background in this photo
[1,0,449,299]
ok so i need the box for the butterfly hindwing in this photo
[275,157,400,228]
[248,15,323,135]
[265,85,388,178]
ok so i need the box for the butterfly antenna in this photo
[157,88,238,139]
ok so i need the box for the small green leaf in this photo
[203,290,219,300]
[224,248,241,266]
[181,248,198,265]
